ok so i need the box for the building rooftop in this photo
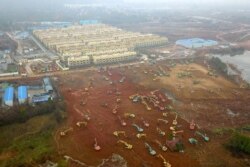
[18,86,28,100]
[4,87,14,102]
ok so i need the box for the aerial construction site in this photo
[0,1,250,167]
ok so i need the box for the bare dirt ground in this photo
[54,59,250,167]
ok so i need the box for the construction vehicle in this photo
[83,114,91,121]
[118,116,127,126]
[141,117,150,127]
[101,102,109,108]
[170,126,176,131]
[113,131,126,137]
[76,121,87,127]
[107,71,112,76]
[94,138,101,151]
[158,94,166,103]
[60,127,73,136]
[172,114,178,125]
[157,154,171,167]
[129,94,141,103]
[103,75,109,81]
[195,131,209,142]
[157,127,166,136]
[172,130,184,137]
[119,76,126,83]
[132,124,144,133]
[112,105,119,114]
[145,142,156,156]
[142,98,152,111]
[189,138,198,145]
[158,119,168,124]
[162,112,168,118]
[190,120,195,130]
[117,140,133,149]
[116,98,121,103]
[124,113,136,118]
[136,133,146,139]
[154,140,168,152]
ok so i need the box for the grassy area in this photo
[0,113,65,167]
[226,132,250,155]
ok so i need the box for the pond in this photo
[212,51,250,83]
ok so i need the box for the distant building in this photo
[15,31,29,40]
[18,86,28,104]
[4,87,14,106]
[43,77,53,93]
[32,94,52,103]
[79,20,99,25]
[176,38,218,48]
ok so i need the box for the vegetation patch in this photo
[226,132,250,155]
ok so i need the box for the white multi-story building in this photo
[33,24,168,66]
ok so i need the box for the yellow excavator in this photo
[60,127,73,136]
[157,154,171,167]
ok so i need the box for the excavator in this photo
[132,123,144,133]
[157,119,169,124]
[154,139,168,152]
[141,117,150,127]
[172,114,178,126]
[112,105,119,114]
[172,130,184,137]
[145,142,156,156]
[118,116,127,126]
[117,140,133,149]
[142,98,152,111]
[195,131,209,142]
[60,127,73,136]
[190,120,195,130]
[124,113,136,118]
[113,131,126,137]
[157,154,171,167]
[76,121,87,127]
[156,127,166,136]
[162,112,168,118]
[136,133,146,139]
[94,138,101,151]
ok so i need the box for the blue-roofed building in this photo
[176,38,218,48]
[4,87,14,106]
[43,77,53,93]
[79,20,99,25]
[18,86,28,104]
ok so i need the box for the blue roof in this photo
[18,86,28,100]
[80,20,99,25]
[4,87,14,102]
[176,38,218,48]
